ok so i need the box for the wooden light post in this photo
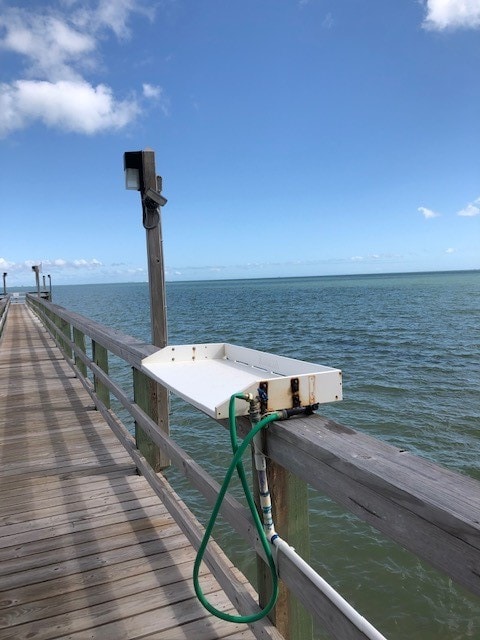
[31,265,40,297]
[124,149,169,471]
[2,273,6,296]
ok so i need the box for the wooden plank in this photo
[0,473,149,512]
[0,514,176,564]
[142,619,255,640]
[0,546,197,609]
[0,484,160,523]
[0,417,115,438]
[0,535,196,592]
[4,587,238,640]
[0,559,212,631]
[0,494,163,539]
[0,429,121,450]
[0,502,178,550]
[0,454,134,480]
[0,518,178,577]
[0,469,140,500]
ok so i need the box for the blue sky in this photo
[1,0,479,286]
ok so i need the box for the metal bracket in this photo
[291,377,301,408]
[258,381,268,415]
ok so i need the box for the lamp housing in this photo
[124,151,143,191]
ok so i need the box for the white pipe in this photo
[252,409,386,638]
[273,537,388,640]
[253,432,276,538]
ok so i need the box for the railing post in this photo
[255,449,313,640]
[73,327,88,378]
[133,368,169,470]
[92,340,110,408]
[59,318,72,359]
[53,310,62,345]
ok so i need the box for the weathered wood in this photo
[141,149,168,350]
[261,414,480,598]
[140,149,170,472]
[73,326,87,377]
[133,367,169,471]
[92,339,110,408]
[0,513,177,569]
[59,316,72,358]
[0,297,9,337]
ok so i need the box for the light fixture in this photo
[124,151,143,191]
[125,167,140,190]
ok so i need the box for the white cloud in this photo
[0,257,15,269]
[1,257,103,275]
[0,8,96,81]
[418,206,441,219]
[0,80,139,136]
[457,197,480,217]
[142,83,170,115]
[322,13,334,29]
[446,247,455,253]
[143,83,161,99]
[94,0,139,38]
[0,2,161,137]
[73,0,154,39]
[349,253,401,263]
[72,258,103,268]
[1,256,148,285]
[423,0,480,30]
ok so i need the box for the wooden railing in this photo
[26,294,480,640]
[0,295,10,339]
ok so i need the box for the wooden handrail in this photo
[0,295,10,338]
[25,294,480,639]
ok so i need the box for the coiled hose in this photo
[193,393,279,623]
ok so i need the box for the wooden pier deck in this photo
[0,303,255,640]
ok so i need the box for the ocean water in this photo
[52,271,480,639]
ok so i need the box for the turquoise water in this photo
[53,271,480,639]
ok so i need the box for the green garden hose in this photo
[193,393,279,623]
